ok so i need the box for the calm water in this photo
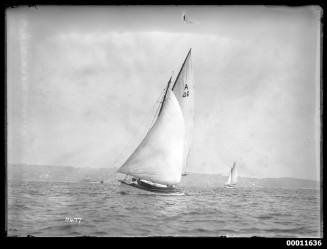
[7,176,321,237]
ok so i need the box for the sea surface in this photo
[7,176,321,237]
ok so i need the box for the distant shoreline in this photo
[7,163,320,190]
[7,163,319,182]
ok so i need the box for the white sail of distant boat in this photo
[171,49,194,176]
[224,162,237,188]
[117,49,194,194]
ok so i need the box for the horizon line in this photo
[8,163,320,182]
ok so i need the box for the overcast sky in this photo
[7,6,321,180]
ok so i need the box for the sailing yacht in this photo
[224,162,238,188]
[117,49,194,194]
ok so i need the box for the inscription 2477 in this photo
[65,217,82,223]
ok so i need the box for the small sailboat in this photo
[224,162,238,188]
[117,49,194,194]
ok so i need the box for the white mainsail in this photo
[225,162,237,185]
[171,49,194,174]
[117,89,185,185]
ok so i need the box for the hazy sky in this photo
[7,6,321,180]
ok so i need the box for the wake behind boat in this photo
[116,49,194,194]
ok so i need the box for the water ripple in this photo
[7,180,321,237]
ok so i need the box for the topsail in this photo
[171,49,194,175]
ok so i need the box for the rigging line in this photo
[143,86,166,137]
[145,77,172,129]
[112,86,167,168]
[148,72,175,129]
[149,95,163,128]
[158,77,172,116]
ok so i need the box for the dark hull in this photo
[119,180,183,194]
[224,184,236,188]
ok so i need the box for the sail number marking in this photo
[182,83,190,98]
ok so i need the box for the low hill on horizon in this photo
[7,163,320,189]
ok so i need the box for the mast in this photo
[158,76,172,116]
[171,48,192,91]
